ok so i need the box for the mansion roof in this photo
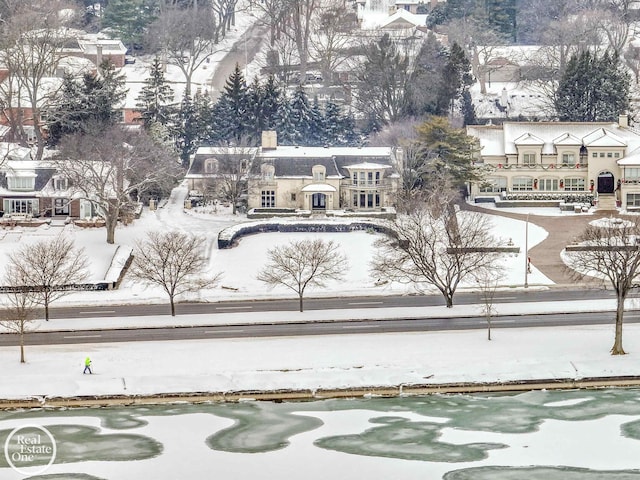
[467,122,640,157]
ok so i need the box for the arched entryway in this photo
[598,171,615,194]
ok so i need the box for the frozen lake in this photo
[1,389,640,479]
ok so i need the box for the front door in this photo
[598,172,615,194]
[312,193,326,209]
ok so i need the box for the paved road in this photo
[47,287,623,320]
[3,309,636,347]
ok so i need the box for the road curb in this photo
[2,376,640,409]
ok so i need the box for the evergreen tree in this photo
[245,77,265,144]
[276,91,295,145]
[93,60,127,126]
[323,98,343,146]
[45,61,127,146]
[136,56,175,129]
[460,89,477,126]
[483,0,516,42]
[195,90,217,144]
[437,42,473,115]
[340,111,360,146]
[408,32,448,117]
[555,50,630,122]
[414,116,480,189]
[211,64,248,144]
[288,86,313,145]
[261,75,284,131]
[172,93,200,167]
[308,97,326,146]
[103,0,158,53]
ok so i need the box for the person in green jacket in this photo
[83,357,92,374]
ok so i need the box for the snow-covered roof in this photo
[300,183,337,193]
[379,9,427,29]
[468,122,640,157]
[259,146,393,158]
[343,162,392,170]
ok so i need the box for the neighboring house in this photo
[467,115,640,211]
[186,132,402,213]
[380,8,428,30]
[0,143,95,218]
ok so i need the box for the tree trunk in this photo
[486,315,491,341]
[445,292,453,308]
[611,291,626,355]
[170,295,176,316]
[20,332,25,363]
[44,300,49,322]
[298,294,304,312]
[106,218,117,244]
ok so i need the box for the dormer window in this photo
[261,164,275,181]
[54,177,68,190]
[7,175,35,191]
[312,165,326,182]
[204,158,218,173]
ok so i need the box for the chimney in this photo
[96,44,103,67]
[500,87,508,108]
[261,130,277,150]
[619,114,629,128]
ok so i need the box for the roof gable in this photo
[552,132,582,146]
[514,132,544,146]
[583,128,627,147]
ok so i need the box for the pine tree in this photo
[436,42,473,115]
[288,86,313,145]
[261,75,284,131]
[276,91,295,145]
[103,0,158,53]
[211,64,248,144]
[172,93,200,167]
[555,50,630,122]
[136,56,175,129]
[45,61,127,146]
[308,96,325,146]
[323,98,342,145]
[245,77,265,144]
[461,89,477,126]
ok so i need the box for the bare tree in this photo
[55,125,183,244]
[475,268,501,341]
[371,197,504,308]
[6,236,89,321]
[257,238,347,312]
[0,4,73,159]
[308,0,357,85]
[129,231,218,316]
[279,0,320,81]
[148,4,221,96]
[565,217,640,355]
[0,291,38,363]
[205,146,257,214]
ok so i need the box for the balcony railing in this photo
[494,163,588,170]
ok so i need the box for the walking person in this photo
[83,357,92,375]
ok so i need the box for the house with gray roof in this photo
[186,132,402,214]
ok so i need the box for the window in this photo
[592,152,598,158]
[290,193,296,202]
[375,172,381,185]
[352,172,357,185]
[627,193,640,207]
[4,198,38,214]
[562,153,576,166]
[523,153,536,166]
[607,152,613,158]
[625,168,640,183]
[539,178,559,191]
[479,177,507,193]
[261,190,275,207]
[367,172,373,186]
[512,177,533,191]
[615,152,620,158]
[600,153,605,158]
[563,177,585,191]
[54,177,67,190]
[375,193,380,206]
[7,176,35,191]
[312,165,326,182]
[204,158,217,173]
[261,165,275,181]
